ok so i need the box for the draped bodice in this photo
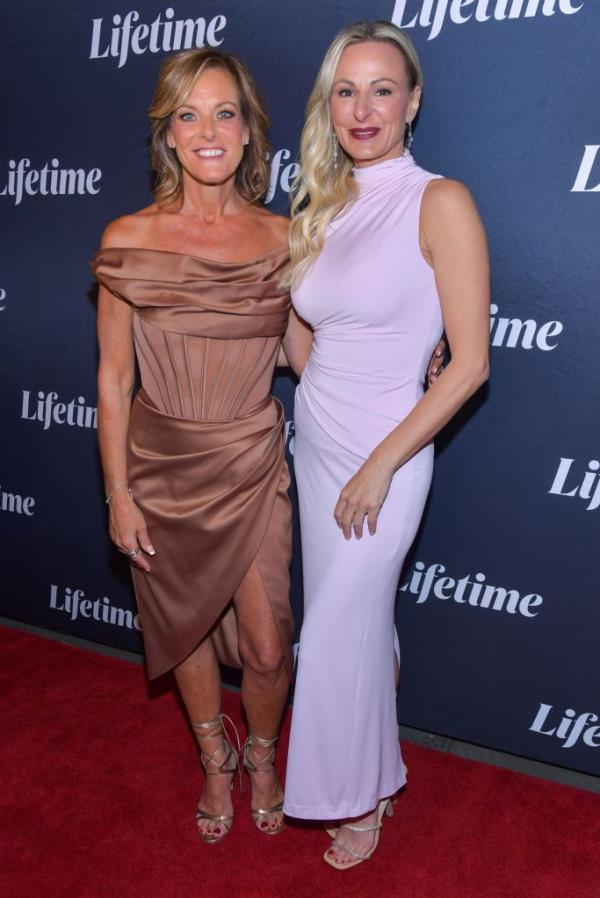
[92,245,290,422]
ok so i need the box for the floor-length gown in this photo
[92,245,293,680]
[284,155,443,819]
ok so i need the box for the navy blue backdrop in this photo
[1,0,599,777]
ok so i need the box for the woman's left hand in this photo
[334,455,393,539]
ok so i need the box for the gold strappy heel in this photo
[323,798,394,870]
[242,733,285,836]
[192,714,241,845]
[325,793,400,839]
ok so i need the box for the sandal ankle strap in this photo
[191,713,241,749]
[191,713,243,795]
[344,821,383,833]
[242,732,278,773]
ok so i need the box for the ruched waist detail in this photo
[296,362,424,464]
[126,387,289,680]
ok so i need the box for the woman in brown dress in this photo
[92,49,307,843]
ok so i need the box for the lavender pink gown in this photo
[283,154,443,820]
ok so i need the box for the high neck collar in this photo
[352,151,414,187]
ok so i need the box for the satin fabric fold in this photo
[91,245,290,339]
[91,246,293,679]
[128,390,292,679]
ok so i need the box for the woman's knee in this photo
[239,638,285,678]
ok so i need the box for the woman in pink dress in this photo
[281,21,490,869]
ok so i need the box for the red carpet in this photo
[1,625,599,898]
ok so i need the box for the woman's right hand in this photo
[108,491,155,572]
[427,338,446,386]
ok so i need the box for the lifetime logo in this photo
[391,0,585,41]
[21,391,97,431]
[284,419,296,456]
[0,485,35,516]
[490,303,562,351]
[0,159,102,207]
[50,585,142,631]
[399,561,543,617]
[265,149,300,206]
[530,703,600,749]
[571,146,600,193]
[549,458,600,511]
[89,7,226,69]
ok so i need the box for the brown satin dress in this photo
[91,245,293,680]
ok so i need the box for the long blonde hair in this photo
[288,21,423,287]
[149,49,270,207]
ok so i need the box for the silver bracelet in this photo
[105,483,133,504]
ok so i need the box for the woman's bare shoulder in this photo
[100,204,161,249]
[419,177,487,266]
[421,178,477,222]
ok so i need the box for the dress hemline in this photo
[282,772,407,821]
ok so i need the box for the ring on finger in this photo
[127,548,140,558]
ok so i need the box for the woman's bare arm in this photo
[278,308,314,374]
[96,222,154,570]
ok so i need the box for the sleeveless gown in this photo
[284,155,444,820]
[91,245,293,680]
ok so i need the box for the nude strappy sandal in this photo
[323,798,394,869]
[242,733,285,836]
[192,714,240,844]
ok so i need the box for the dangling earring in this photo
[405,120,413,154]
[332,134,339,171]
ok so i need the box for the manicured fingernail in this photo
[147,546,156,555]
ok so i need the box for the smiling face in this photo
[329,41,421,168]
[166,66,250,188]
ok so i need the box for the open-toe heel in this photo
[242,733,285,836]
[326,793,394,839]
[323,797,392,870]
[192,714,241,845]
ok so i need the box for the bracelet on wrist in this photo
[105,483,133,504]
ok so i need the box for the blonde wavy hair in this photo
[149,49,270,207]
[288,21,423,287]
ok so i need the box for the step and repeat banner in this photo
[1,1,599,777]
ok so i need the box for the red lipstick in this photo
[349,128,380,140]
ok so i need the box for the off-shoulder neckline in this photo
[94,242,289,267]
